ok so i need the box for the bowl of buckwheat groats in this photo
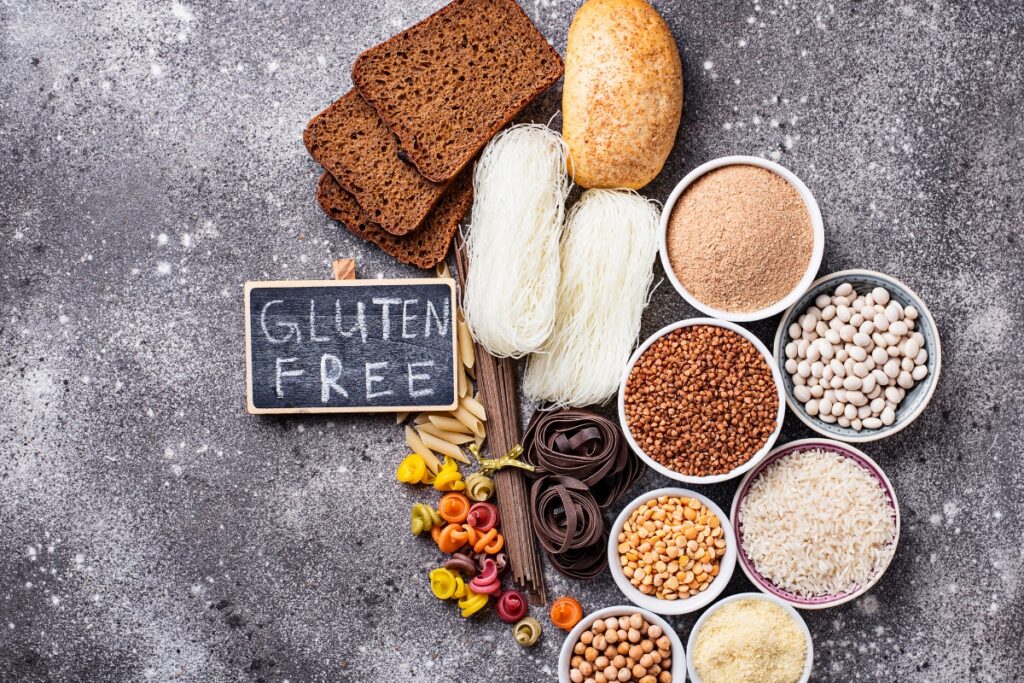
[606,488,737,615]
[773,270,941,442]
[618,319,785,485]
[558,605,686,683]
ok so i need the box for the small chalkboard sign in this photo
[244,279,458,414]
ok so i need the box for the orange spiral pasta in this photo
[438,493,471,524]
[550,596,584,631]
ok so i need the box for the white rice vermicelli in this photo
[738,448,897,597]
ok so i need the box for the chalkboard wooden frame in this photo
[244,279,459,415]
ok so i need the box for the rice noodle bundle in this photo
[463,124,570,358]
[524,189,660,407]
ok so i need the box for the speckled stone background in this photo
[1,1,1021,681]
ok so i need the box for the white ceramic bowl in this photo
[658,155,825,322]
[558,605,685,683]
[686,592,814,683]
[607,487,737,615]
[772,269,942,443]
[618,318,785,485]
[731,438,901,609]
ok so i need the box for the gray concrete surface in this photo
[1,1,1021,681]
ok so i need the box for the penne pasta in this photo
[435,260,451,279]
[457,310,476,371]
[405,426,441,473]
[452,405,486,438]
[395,411,409,425]
[418,423,476,445]
[419,430,470,464]
[457,359,469,398]
[462,395,487,422]
[429,415,474,434]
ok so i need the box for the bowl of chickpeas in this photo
[558,606,684,683]
[607,488,737,615]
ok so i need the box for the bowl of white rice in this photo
[730,438,900,609]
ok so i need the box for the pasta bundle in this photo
[524,189,660,407]
[462,124,570,358]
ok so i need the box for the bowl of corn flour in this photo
[730,438,900,609]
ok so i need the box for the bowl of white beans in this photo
[772,269,941,443]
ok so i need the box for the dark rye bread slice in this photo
[316,171,472,270]
[352,0,564,183]
[304,90,449,236]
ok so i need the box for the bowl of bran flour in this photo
[659,156,824,322]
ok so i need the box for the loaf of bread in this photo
[562,0,683,190]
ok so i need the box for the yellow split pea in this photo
[617,496,726,600]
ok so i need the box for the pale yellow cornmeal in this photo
[693,599,807,683]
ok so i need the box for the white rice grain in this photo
[738,448,897,597]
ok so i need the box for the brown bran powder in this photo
[666,164,813,313]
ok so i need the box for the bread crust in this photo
[563,0,683,190]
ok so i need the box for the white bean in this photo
[822,364,834,380]
[881,407,896,425]
[836,282,854,297]
[830,359,846,377]
[885,302,903,322]
[848,391,868,407]
[836,349,849,363]
[863,417,883,429]
[830,375,844,389]
[868,385,883,399]
[844,403,858,420]
[825,329,841,344]
[836,306,852,323]
[897,371,914,389]
[850,313,864,328]
[806,398,819,416]
[872,287,890,305]
[785,359,798,374]
[872,347,889,364]
[843,376,863,391]
[904,338,920,359]
[793,374,806,386]
[848,346,867,362]
[872,332,888,348]
[912,331,925,346]
[887,345,901,358]
[872,369,890,386]
[801,315,817,332]
[861,374,877,395]
[851,418,863,431]
[889,320,908,337]
[797,339,810,358]
[873,314,889,332]
[794,385,812,402]
[901,357,915,373]
[785,342,798,359]
[820,413,838,424]
[806,344,821,363]
[789,322,802,339]
[905,305,919,320]
[885,386,902,403]
[821,305,836,321]
[859,320,875,336]
[883,360,900,378]
[815,294,832,308]
[870,397,885,413]
[819,397,833,415]
[815,320,829,336]
[810,384,824,398]
[834,388,848,402]
[818,340,835,360]
[906,318,915,330]
[912,364,928,381]
[837,416,852,427]
[853,362,870,378]
[831,401,846,417]
[864,293,875,308]
[857,404,873,419]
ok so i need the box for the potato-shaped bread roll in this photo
[563,0,683,190]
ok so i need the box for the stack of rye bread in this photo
[304,0,563,269]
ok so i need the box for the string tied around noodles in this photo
[469,443,536,477]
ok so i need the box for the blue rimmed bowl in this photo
[730,438,900,609]
[773,269,941,443]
